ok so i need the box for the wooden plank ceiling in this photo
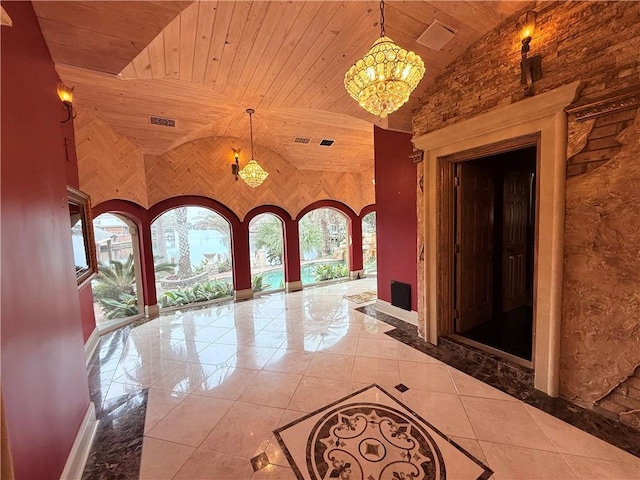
[34,1,526,173]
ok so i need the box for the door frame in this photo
[440,135,539,366]
[414,81,581,397]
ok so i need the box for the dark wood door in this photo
[455,163,495,333]
[502,171,531,312]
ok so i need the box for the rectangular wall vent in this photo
[293,137,311,144]
[417,20,456,51]
[149,116,176,127]
[391,281,411,311]
[319,139,335,147]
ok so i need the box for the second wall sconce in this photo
[520,11,542,97]
[57,82,76,123]
[231,149,240,180]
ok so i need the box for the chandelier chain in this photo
[249,110,255,159]
[379,0,385,37]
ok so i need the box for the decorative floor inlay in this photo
[394,383,410,393]
[274,384,492,480]
[343,291,377,304]
[250,452,271,472]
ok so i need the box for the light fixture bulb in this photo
[57,82,74,104]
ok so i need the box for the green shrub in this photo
[161,279,233,307]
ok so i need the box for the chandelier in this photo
[238,108,268,188]
[344,0,425,118]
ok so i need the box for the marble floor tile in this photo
[188,342,238,365]
[462,397,556,451]
[144,388,188,434]
[480,441,578,480]
[304,352,354,381]
[450,437,488,463]
[196,365,259,400]
[250,464,297,480]
[146,394,233,446]
[351,356,401,385]
[262,349,314,375]
[356,337,400,360]
[287,376,355,413]
[403,389,477,439]
[173,449,255,480]
[153,361,220,394]
[139,437,194,480]
[237,370,302,408]
[398,360,457,393]
[316,335,359,355]
[229,345,279,370]
[562,454,640,480]
[524,404,640,466]
[199,401,284,459]
[449,367,519,402]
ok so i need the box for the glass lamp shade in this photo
[344,36,425,118]
[238,159,269,188]
[57,82,74,104]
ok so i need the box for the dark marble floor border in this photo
[83,321,150,479]
[356,305,640,459]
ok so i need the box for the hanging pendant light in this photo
[344,0,425,118]
[238,108,269,188]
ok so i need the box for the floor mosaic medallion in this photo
[274,384,492,480]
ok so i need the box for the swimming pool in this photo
[254,260,346,290]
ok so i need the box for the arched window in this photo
[91,213,142,327]
[362,211,377,274]
[249,213,285,293]
[151,206,233,308]
[298,207,349,286]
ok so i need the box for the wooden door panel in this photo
[455,164,494,333]
[502,171,531,312]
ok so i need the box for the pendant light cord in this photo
[379,0,385,37]
[248,109,255,160]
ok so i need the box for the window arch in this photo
[151,206,233,308]
[298,207,349,286]
[249,213,285,293]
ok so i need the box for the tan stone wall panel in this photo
[561,111,640,403]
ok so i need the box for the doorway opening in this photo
[452,145,537,363]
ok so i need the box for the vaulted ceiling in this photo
[34,1,526,173]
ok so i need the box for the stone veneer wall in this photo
[412,0,640,412]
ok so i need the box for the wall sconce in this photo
[231,149,240,180]
[520,11,542,97]
[57,82,76,123]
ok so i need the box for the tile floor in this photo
[93,278,640,480]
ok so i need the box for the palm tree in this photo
[93,254,174,318]
[299,215,323,261]
[253,216,283,264]
[175,207,193,279]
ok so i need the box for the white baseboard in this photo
[84,329,99,366]
[375,299,418,326]
[285,280,303,292]
[234,288,254,301]
[60,402,98,480]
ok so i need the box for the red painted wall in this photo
[0,2,91,478]
[374,126,417,310]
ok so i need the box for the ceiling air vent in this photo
[417,20,456,51]
[319,139,335,147]
[149,116,176,127]
[293,137,311,144]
